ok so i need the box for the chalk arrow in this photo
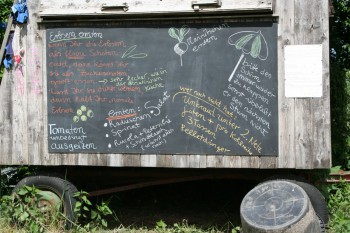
[98,79,108,85]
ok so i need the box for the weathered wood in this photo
[206,155,224,168]
[222,156,241,168]
[39,0,273,18]
[156,155,174,167]
[312,1,332,168]
[0,16,13,66]
[276,0,296,169]
[106,154,123,167]
[189,154,207,168]
[122,154,141,167]
[0,70,13,165]
[141,154,157,167]
[26,1,45,165]
[259,156,277,169]
[293,0,331,169]
[172,154,190,168]
[11,25,28,165]
[0,0,331,169]
[241,156,260,168]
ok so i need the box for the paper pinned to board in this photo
[285,44,323,98]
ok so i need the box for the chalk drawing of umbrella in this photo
[228,30,268,82]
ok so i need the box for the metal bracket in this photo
[101,3,129,12]
[191,0,222,11]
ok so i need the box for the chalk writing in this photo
[48,123,96,152]
[187,23,228,52]
[47,23,278,155]
[144,91,171,116]
[223,55,276,136]
[49,30,103,43]
[173,87,262,154]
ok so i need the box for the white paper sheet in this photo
[285,44,323,98]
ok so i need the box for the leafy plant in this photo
[0,185,64,233]
[326,180,350,232]
[0,0,13,83]
[73,190,113,232]
[153,219,240,233]
[0,0,12,37]
[155,219,168,231]
[330,0,350,169]
[0,166,36,196]
[0,183,115,233]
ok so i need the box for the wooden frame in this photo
[0,0,331,169]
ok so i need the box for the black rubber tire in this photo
[293,180,329,225]
[13,175,78,229]
[261,176,329,225]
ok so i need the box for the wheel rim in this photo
[37,190,62,213]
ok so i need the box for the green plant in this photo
[330,0,350,169]
[0,166,36,196]
[0,0,13,82]
[0,185,64,233]
[0,0,12,38]
[326,180,350,232]
[0,183,115,232]
[0,67,4,82]
[153,219,240,233]
[73,190,113,232]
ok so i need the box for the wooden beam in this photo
[0,16,13,67]
[88,174,212,196]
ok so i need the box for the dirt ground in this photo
[101,179,258,231]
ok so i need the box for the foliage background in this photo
[0,0,349,232]
[0,0,13,82]
[0,1,349,168]
[0,0,12,40]
[330,0,350,169]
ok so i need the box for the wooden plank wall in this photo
[0,0,331,169]
[38,0,273,18]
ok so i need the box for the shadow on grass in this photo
[102,179,258,231]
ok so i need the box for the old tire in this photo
[13,175,78,229]
[262,176,329,225]
[241,180,322,233]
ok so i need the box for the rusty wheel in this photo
[14,175,78,229]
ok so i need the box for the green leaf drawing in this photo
[168,27,180,41]
[234,33,255,50]
[122,45,148,59]
[179,26,190,42]
[250,35,262,58]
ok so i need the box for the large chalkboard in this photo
[46,20,278,155]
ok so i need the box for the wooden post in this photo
[0,16,13,67]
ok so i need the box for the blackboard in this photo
[46,20,278,156]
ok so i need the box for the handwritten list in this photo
[46,21,278,155]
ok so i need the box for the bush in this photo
[0,185,64,233]
[0,185,114,233]
[0,166,35,196]
[326,180,350,232]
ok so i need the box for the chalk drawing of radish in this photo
[227,30,268,82]
[168,25,190,66]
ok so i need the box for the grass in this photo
[0,176,350,232]
[0,217,239,233]
[326,180,350,232]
